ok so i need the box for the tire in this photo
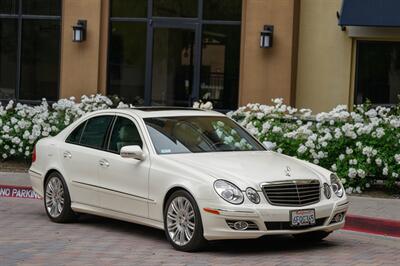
[44,172,76,223]
[292,230,331,242]
[164,190,207,252]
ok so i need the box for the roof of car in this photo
[92,107,225,118]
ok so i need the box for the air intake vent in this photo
[262,180,321,206]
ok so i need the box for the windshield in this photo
[144,116,265,154]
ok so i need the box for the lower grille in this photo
[265,217,327,231]
[262,180,321,206]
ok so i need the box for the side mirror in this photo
[120,145,145,160]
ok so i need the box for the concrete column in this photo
[59,0,102,99]
[239,0,300,106]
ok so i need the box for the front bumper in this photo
[198,197,349,241]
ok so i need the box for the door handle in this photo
[99,159,110,168]
[63,151,72,159]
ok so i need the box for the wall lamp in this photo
[260,25,274,48]
[72,20,87,42]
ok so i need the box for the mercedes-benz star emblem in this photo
[284,166,291,177]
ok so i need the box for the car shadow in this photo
[206,235,338,254]
[76,214,339,254]
[77,213,166,241]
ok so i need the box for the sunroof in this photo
[133,106,205,112]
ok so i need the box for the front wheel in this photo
[44,172,76,223]
[164,190,207,252]
[292,230,331,242]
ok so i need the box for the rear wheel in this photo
[164,190,207,252]
[292,231,331,241]
[44,172,76,223]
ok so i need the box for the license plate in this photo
[290,209,316,227]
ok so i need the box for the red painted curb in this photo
[344,214,400,237]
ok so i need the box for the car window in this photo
[80,116,114,149]
[66,121,86,144]
[144,116,264,154]
[108,116,143,153]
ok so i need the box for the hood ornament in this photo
[284,166,291,177]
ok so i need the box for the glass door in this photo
[150,23,199,107]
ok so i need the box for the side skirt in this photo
[71,202,164,230]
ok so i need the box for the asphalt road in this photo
[1,197,399,266]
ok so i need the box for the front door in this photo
[150,23,199,107]
[98,115,150,218]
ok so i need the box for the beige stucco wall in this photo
[239,0,299,106]
[296,0,353,112]
[59,0,103,99]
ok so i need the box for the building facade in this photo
[0,0,399,112]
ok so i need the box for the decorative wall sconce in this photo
[260,25,274,48]
[72,20,87,42]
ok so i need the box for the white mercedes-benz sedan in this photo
[29,107,349,251]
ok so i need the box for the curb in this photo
[343,214,400,238]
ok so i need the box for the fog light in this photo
[233,221,249,230]
[333,212,344,223]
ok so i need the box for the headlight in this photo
[246,187,260,204]
[330,173,344,198]
[214,180,244,205]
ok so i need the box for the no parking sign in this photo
[0,185,41,199]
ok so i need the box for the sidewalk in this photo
[1,171,399,237]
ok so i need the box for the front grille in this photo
[262,180,321,206]
[265,217,327,231]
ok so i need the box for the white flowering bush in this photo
[228,98,400,193]
[2,94,400,193]
[0,94,116,161]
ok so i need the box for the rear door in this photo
[62,115,114,206]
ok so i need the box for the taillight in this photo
[32,146,36,163]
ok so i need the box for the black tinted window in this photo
[80,116,114,149]
[153,0,197,18]
[0,0,18,14]
[22,0,62,16]
[203,0,242,21]
[19,19,60,101]
[66,122,86,144]
[109,117,143,153]
[356,41,400,104]
[110,0,147,18]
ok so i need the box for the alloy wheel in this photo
[166,196,196,246]
[45,176,65,218]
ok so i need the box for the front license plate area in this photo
[290,209,316,227]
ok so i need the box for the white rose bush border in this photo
[1,95,400,193]
[0,94,126,161]
[227,98,400,193]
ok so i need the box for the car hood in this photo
[163,151,330,190]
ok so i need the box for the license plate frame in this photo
[290,209,316,227]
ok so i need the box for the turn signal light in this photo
[203,208,220,215]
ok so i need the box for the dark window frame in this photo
[107,0,242,111]
[65,115,115,151]
[105,115,144,154]
[0,0,62,103]
[65,114,147,155]
[355,40,400,106]
[65,120,87,144]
